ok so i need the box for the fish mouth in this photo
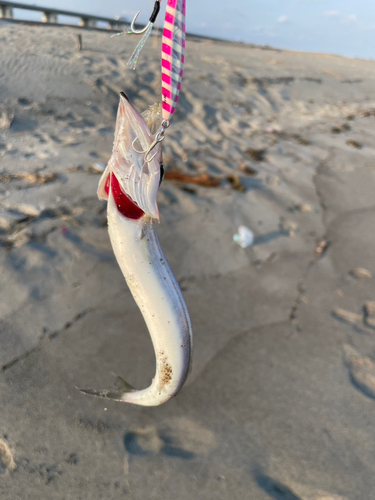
[97,93,162,220]
[119,91,130,102]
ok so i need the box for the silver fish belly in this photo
[106,192,192,406]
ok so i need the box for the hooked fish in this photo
[80,93,193,406]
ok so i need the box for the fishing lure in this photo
[160,0,186,124]
[129,0,186,160]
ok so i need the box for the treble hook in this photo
[132,133,164,163]
[128,1,161,35]
[132,120,169,163]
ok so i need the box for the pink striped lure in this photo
[126,0,186,162]
[160,0,186,124]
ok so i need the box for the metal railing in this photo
[0,1,128,29]
[0,0,231,44]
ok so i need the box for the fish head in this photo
[98,93,163,220]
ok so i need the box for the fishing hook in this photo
[128,1,161,35]
[132,120,170,163]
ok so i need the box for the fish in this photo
[79,92,193,406]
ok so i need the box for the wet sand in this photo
[1,23,375,499]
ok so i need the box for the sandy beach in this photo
[1,22,375,499]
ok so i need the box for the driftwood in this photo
[164,170,249,191]
[164,171,221,187]
[0,172,57,185]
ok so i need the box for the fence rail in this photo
[0,0,232,44]
[0,1,128,29]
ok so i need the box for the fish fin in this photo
[79,387,124,400]
[97,164,111,200]
[78,377,135,401]
[115,376,135,392]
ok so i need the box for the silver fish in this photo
[80,93,193,406]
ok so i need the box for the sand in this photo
[1,22,375,499]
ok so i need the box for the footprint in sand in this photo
[124,417,217,459]
[255,470,348,500]
[254,471,302,500]
[17,98,32,108]
[124,427,164,457]
[0,438,15,473]
[343,345,375,400]
[107,57,118,67]
[4,148,19,156]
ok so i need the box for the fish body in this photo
[80,93,192,406]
